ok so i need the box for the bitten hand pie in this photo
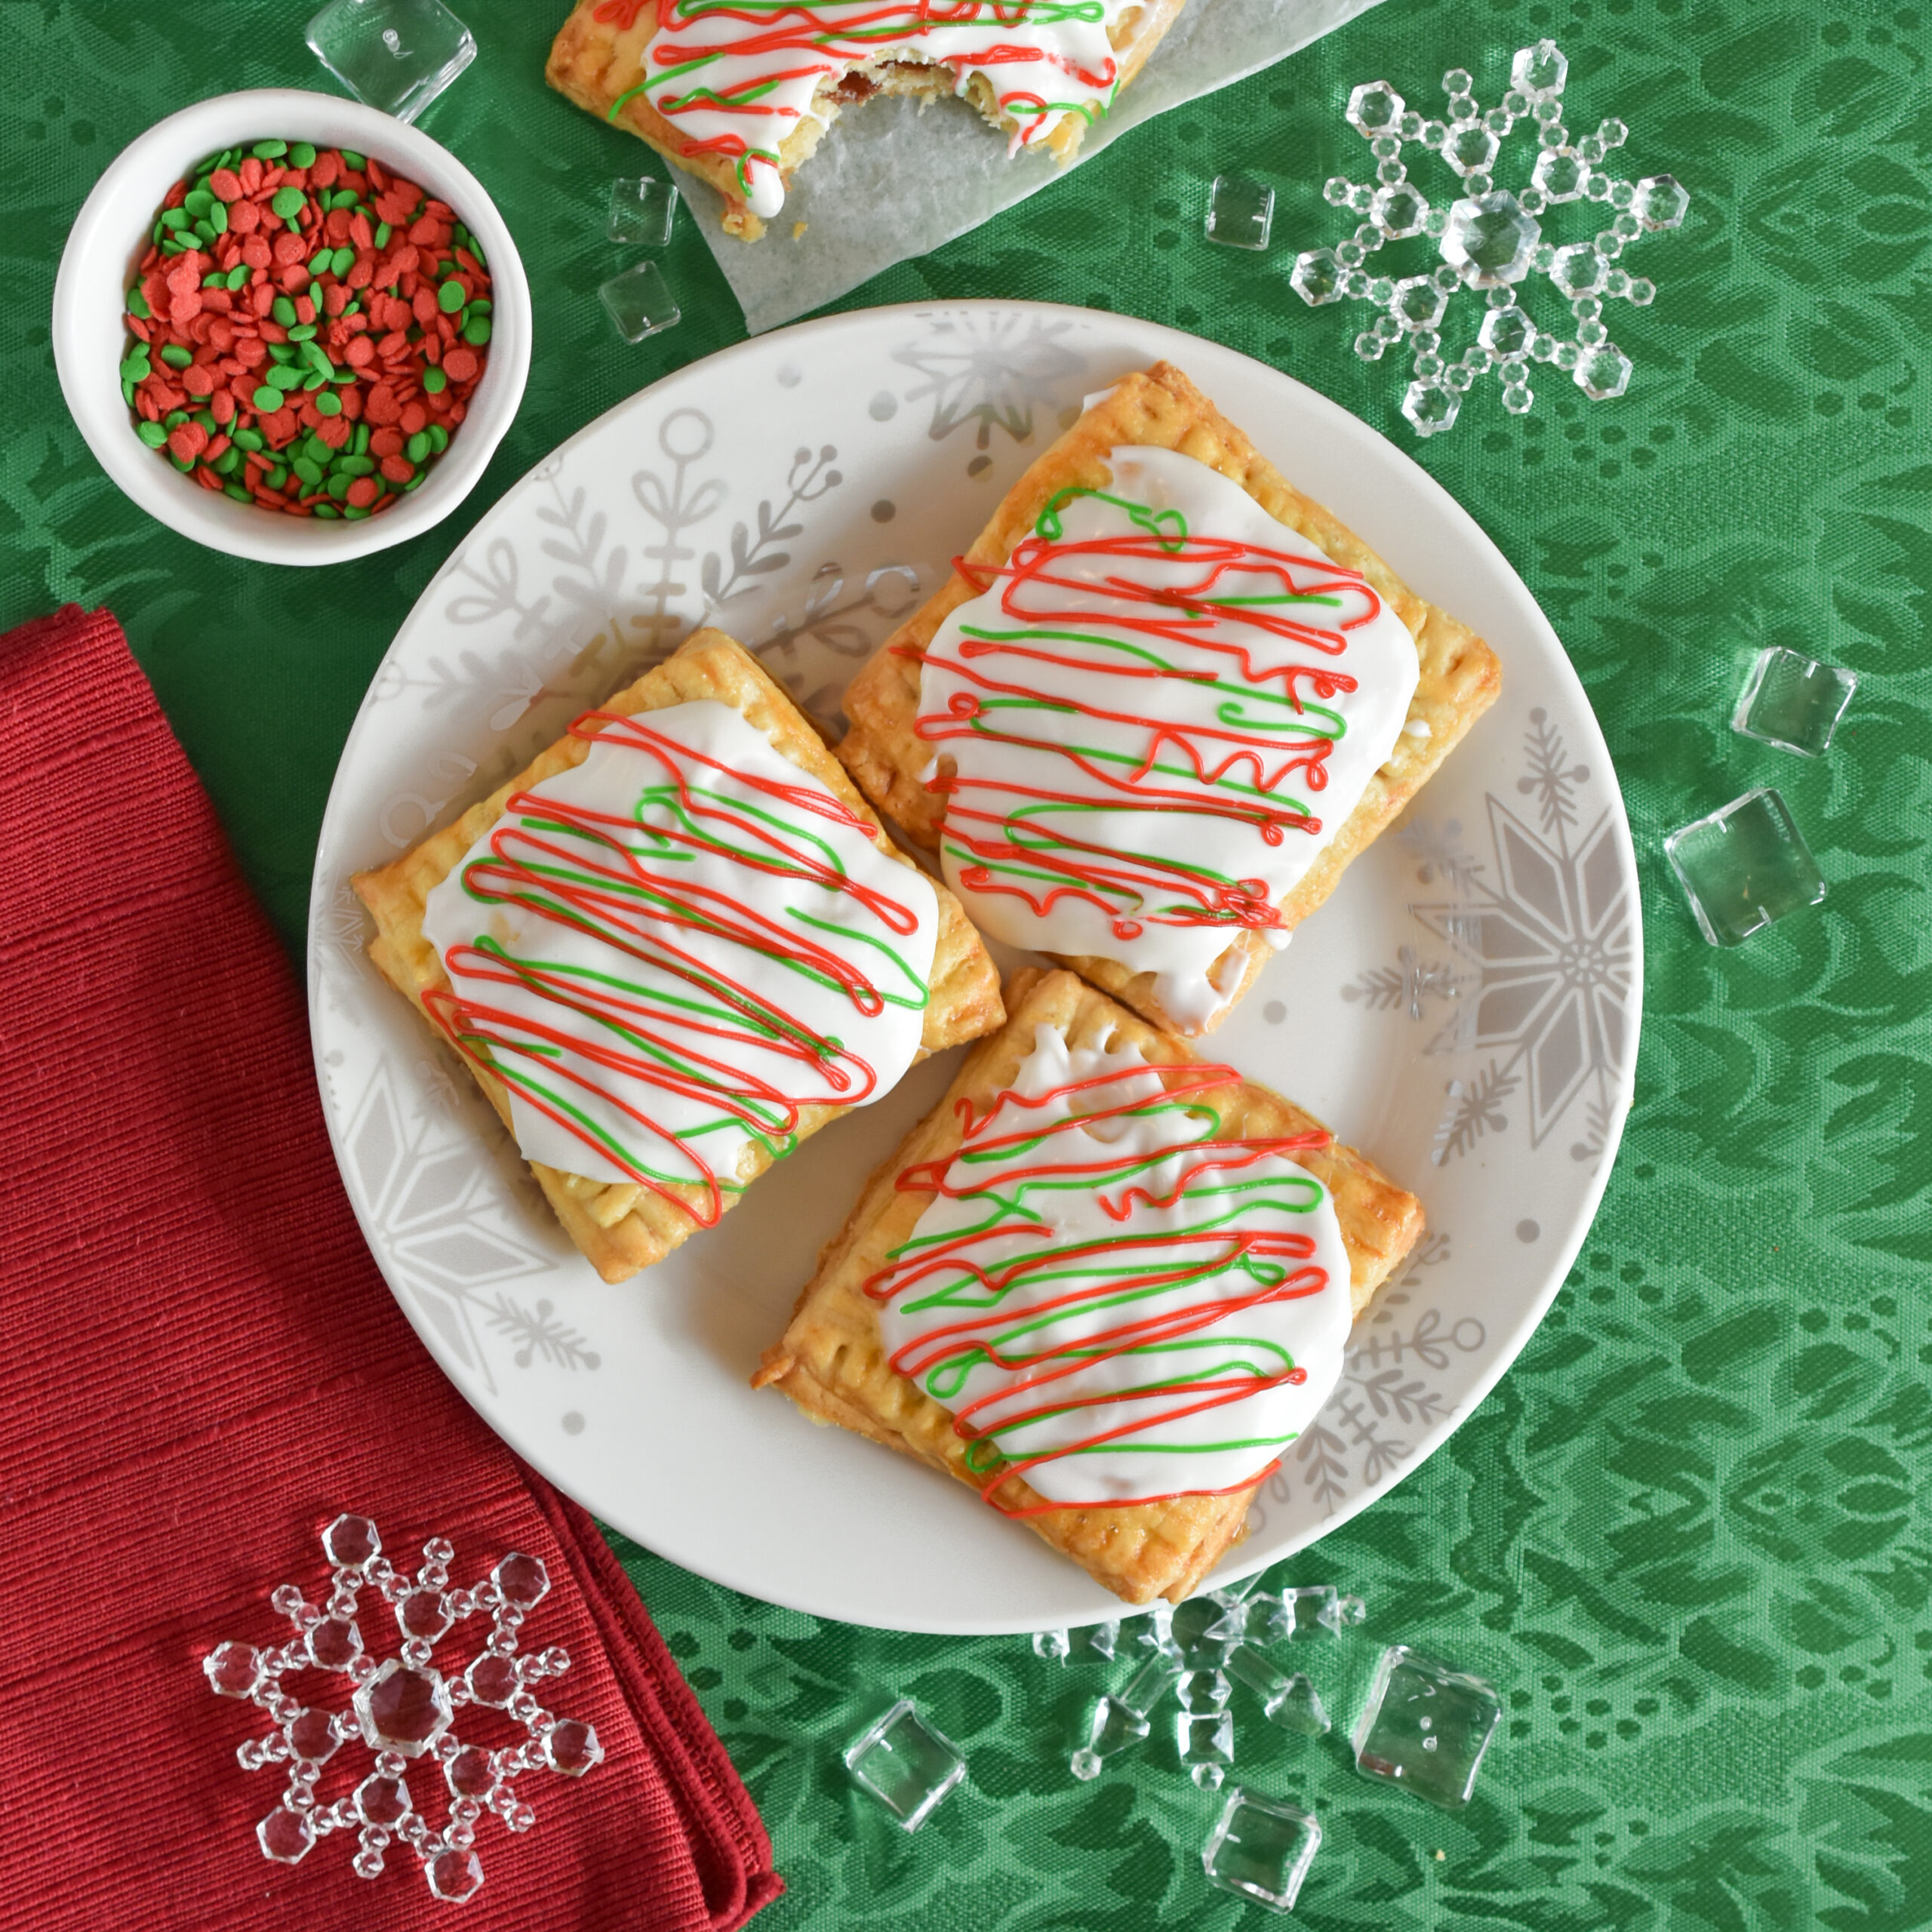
[837,361,1503,1035]
[354,629,1004,1284]
[545,0,1188,242]
[755,968,1424,1606]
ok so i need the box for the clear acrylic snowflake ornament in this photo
[203,1515,601,1904]
[1292,40,1686,434]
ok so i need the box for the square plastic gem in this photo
[1207,175,1275,251]
[1202,1789,1322,1913]
[1070,1696,1150,1781]
[1663,786,1826,948]
[1732,646,1857,757]
[1177,1709,1235,1789]
[305,0,477,124]
[599,260,681,343]
[1352,1645,1501,1809]
[843,1700,964,1832]
[608,176,678,248]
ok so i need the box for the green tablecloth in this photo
[12,2,1932,1923]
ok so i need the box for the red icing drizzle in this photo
[425,709,926,1226]
[866,1057,1334,1514]
[915,508,1387,946]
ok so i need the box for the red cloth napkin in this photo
[0,608,781,1930]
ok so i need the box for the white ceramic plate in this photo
[310,301,1639,1635]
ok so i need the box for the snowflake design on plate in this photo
[203,1515,603,1906]
[1291,39,1688,435]
[1346,709,1634,1165]
[890,309,1086,448]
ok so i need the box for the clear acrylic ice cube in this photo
[1180,1669,1232,1713]
[1352,1645,1500,1809]
[608,175,678,248]
[1663,786,1826,947]
[1227,1645,1331,1736]
[1178,1709,1235,1789]
[1119,1648,1184,1716]
[1202,1788,1322,1913]
[1032,1629,1070,1661]
[1732,646,1857,757]
[1207,176,1275,251]
[1070,1696,1149,1781]
[843,1700,964,1831]
[599,260,681,343]
[305,0,477,124]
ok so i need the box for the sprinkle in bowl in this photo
[54,88,529,568]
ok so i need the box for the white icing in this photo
[635,2,1140,221]
[422,699,937,1193]
[875,1024,1353,1506]
[917,445,1420,1022]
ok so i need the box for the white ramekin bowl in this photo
[53,88,530,567]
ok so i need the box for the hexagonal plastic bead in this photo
[1478,303,1534,361]
[494,1552,551,1608]
[1439,192,1541,286]
[306,1616,362,1672]
[257,1806,315,1866]
[354,1659,454,1758]
[1550,242,1608,297]
[203,1641,263,1700]
[1446,123,1498,176]
[1289,248,1343,306]
[1401,380,1461,437]
[287,1707,343,1764]
[1510,38,1567,100]
[1633,174,1689,230]
[445,1745,498,1799]
[543,1718,605,1778]
[398,1591,454,1644]
[1371,183,1429,238]
[1392,275,1447,331]
[1346,81,1404,137]
[427,1849,485,1905]
[1574,342,1632,401]
[354,1772,411,1827]
[322,1514,381,1571]
[466,1652,520,1708]
[1531,147,1586,202]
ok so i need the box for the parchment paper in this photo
[660,0,1385,334]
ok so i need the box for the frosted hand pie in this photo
[755,968,1424,1606]
[837,361,1503,1035]
[545,0,1187,241]
[353,629,1003,1283]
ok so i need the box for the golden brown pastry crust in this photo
[836,361,1504,1035]
[544,0,1189,242]
[753,967,1425,1605]
[353,629,1004,1284]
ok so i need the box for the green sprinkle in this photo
[169,452,194,472]
[213,446,242,476]
[331,365,358,385]
[165,409,190,427]
[466,235,486,269]
[121,377,136,408]
[352,423,371,456]
[201,270,226,288]
[326,472,352,501]
[289,141,317,168]
[328,188,358,212]
[374,222,392,248]
[303,340,334,374]
[159,205,191,231]
[305,434,334,463]
[118,352,150,383]
[208,202,229,235]
[137,419,168,448]
[437,278,465,313]
[271,186,305,219]
[232,426,265,451]
[422,366,448,395]
[287,322,317,342]
[184,188,214,218]
[253,139,288,159]
[127,285,152,318]
[314,389,343,417]
[224,481,254,503]
[195,409,217,432]
[269,365,308,392]
[266,466,288,492]
[337,454,376,476]
[329,245,356,278]
[313,503,340,518]
[226,264,249,291]
[266,344,294,366]
[403,470,426,492]
[272,296,298,326]
[251,384,283,411]
[427,424,449,454]
[340,149,365,169]
[405,432,430,463]
[192,219,217,245]
[159,238,188,256]
[468,298,492,315]
[159,343,193,370]
[461,315,491,346]
[292,457,324,488]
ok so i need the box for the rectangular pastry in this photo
[545,0,1188,242]
[837,361,1503,1035]
[755,967,1425,1606]
[354,629,1004,1284]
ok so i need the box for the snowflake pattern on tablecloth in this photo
[203,1515,602,1906]
[1291,39,1687,435]
[1346,708,1634,1165]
